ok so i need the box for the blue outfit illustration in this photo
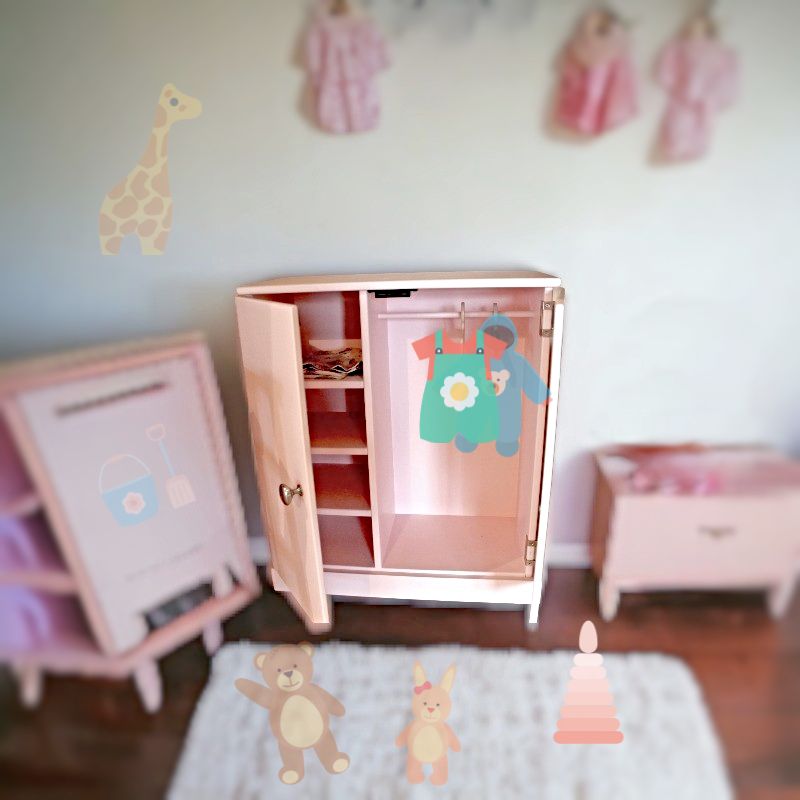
[454,313,549,457]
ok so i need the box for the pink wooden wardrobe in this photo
[236,270,565,630]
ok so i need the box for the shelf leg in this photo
[767,577,796,619]
[211,565,234,598]
[16,665,43,709]
[133,659,162,714]
[202,621,224,656]
[599,578,620,622]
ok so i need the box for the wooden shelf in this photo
[0,515,76,593]
[313,463,371,517]
[308,412,367,455]
[0,492,42,519]
[0,596,96,665]
[319,517,374,568]
[381,514,525,575]
[0,626,99,667]
[304,375,364,389]
[0,568,77,594]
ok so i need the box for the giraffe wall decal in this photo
[99,84,202,255]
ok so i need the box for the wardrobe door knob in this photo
[279,483,303,506]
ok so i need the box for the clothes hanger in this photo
[584,5,623,36]
[330,0,351,17]
[685,1,718,39]
[584,3,636,38]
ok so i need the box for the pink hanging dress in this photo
[556,11,638,137]
[656,35,738,161]
[304,5,390,135]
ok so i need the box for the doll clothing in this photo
[413,329,503,445]
[304,5,390,134]
[454,314,548,457]
[556,12,638,136]
[656,36,738,161]
[413,330,505,380]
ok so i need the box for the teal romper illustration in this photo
[414,329,500,445]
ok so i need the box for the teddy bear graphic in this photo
[395,662,460,785]
[234,643,349,785]
[491,368,511,396]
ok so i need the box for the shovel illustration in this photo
[146,424,196,508]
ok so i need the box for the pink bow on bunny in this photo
[414,681,432,694]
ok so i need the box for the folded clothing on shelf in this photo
[302,346,363,380]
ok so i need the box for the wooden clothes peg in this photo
[460,302,466,344]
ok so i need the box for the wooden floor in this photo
[1,568,798,799]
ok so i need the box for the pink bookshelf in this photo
[0,333,259,711]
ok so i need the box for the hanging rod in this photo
[376,311,537,320]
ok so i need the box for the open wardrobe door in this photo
[235,296,330,630]
[528,288,566,627]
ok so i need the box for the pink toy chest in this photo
[591,447,800,620]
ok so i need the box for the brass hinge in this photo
[539,288,565,338]
[524,538,537,566]
[539,299,555,337]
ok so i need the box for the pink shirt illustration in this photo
[304,6,390,135]
[555,9,638,137]
[413,331,505,380]
[656,36,739,161]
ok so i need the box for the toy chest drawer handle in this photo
[698,525,736,539]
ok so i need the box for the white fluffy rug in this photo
[168,641,731,800]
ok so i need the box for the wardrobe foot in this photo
[524,604,539,631]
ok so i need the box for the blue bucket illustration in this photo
[99,454,159,527]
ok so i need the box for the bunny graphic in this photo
[395,662,460,785]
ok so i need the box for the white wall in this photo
[2,0,799,553]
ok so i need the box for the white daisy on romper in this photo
[440,372,479,411]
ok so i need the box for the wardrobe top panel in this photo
[236,269,561,296]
